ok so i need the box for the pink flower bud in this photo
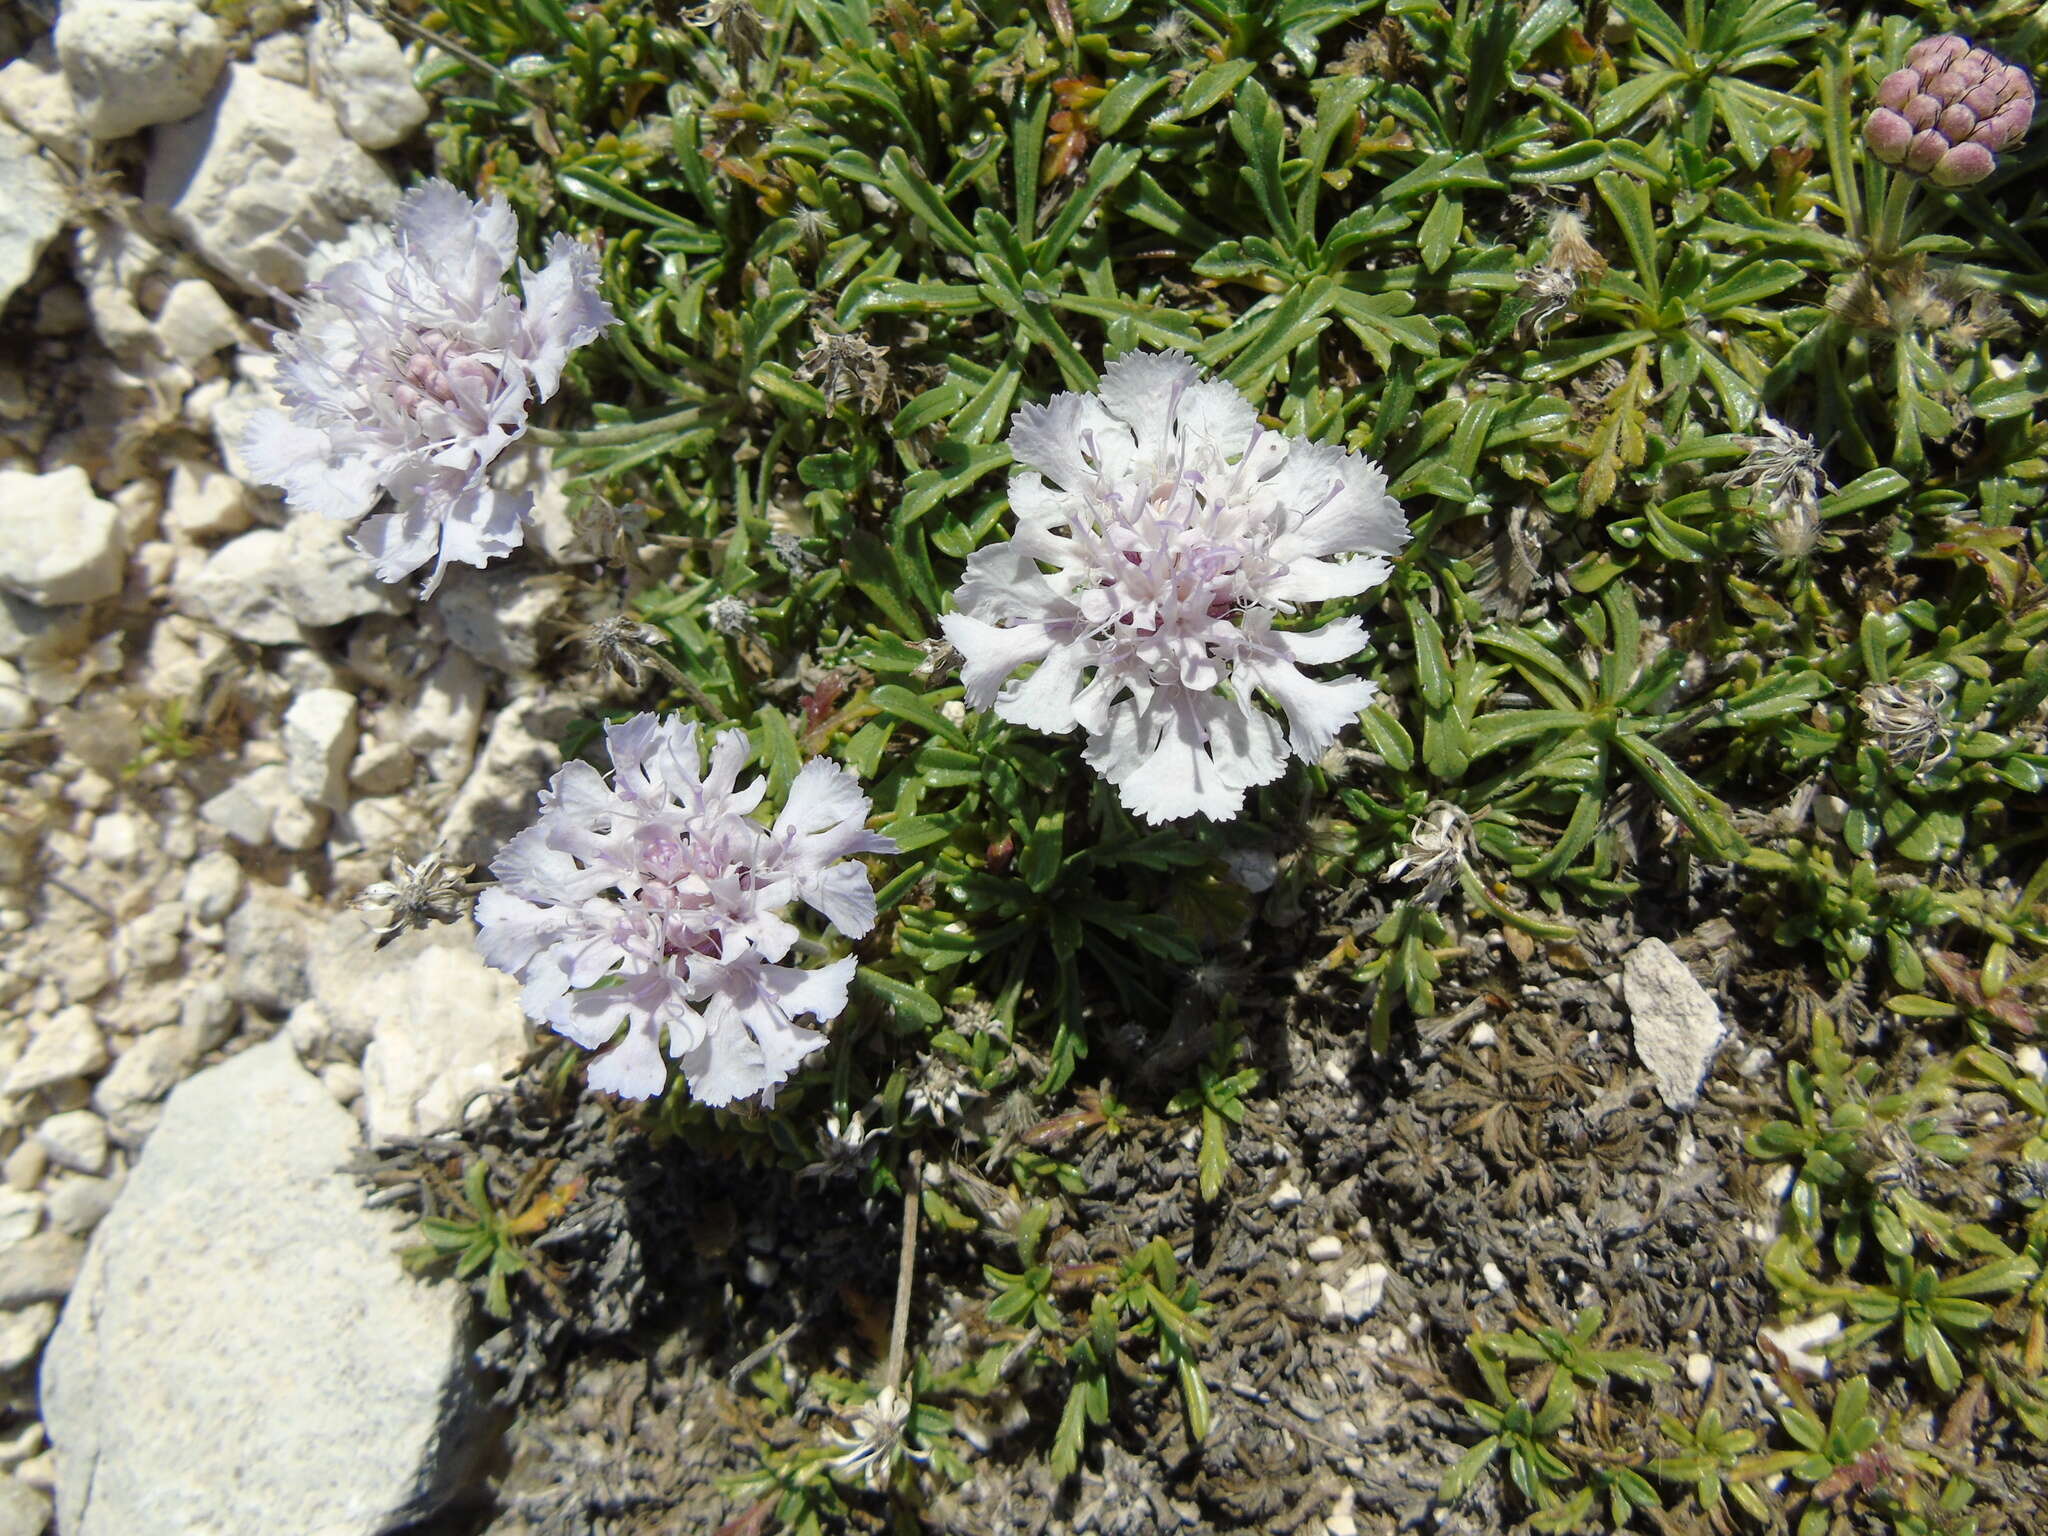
[1905,129,1947,173]
[1865,109,1914,163]
[1974,101,2034,151]
[1903,92,1940,129]
[1925,69,1968,99]
[1931,143,1995,187]
[1907,34,1968,73]
[1937,103,1976,140]
[1876,68,1920,110]
[1961,81,2007,117]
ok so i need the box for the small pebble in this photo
[319,1061,362,1107]
[1305,1234,1344,1262]
[1685,1352,1713,1386]
[1,1143,45,1194]
[2016,1046,2046,1081]
[1267,1177,1303,1211]
[1481,1261,1507,1292]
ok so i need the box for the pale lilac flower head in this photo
[243,181,616,595]
[473,714,896,1106]
[938,350,1408,824]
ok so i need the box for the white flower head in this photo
[244,181,616,596]
[473,713,896,1107]
[939,351,1409,823]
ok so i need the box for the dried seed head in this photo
[795,322,893,413]
[828,1386,925,1490]
[800,1108,884,1180]
[1751,496,1825,566]
[1385,801,1474,906]
[686,0,767,78]
[768,530,819,574]
[1866,36,2035,186]
[1723,413,1834,519]
[1544,210,1607,278]
[705,595,754,636]
[1514,263,1582,341]
[1858,678,1955,774]
[352,849,477,943]
[572,613,680,692]
[905,1052,983,1127]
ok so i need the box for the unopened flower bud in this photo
[1905,129,1948,173]
[1867,36,2036,187]
[1929,142,1995,187]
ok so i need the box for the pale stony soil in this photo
[0,4,602,1531]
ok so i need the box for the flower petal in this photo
[518,233,617,399]
[940,612,1057,710]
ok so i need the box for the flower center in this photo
[387,332,507,437]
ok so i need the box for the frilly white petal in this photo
[395,180,517,308]
[584,1018,670,1099]
[997,640,1093,735]
[1008,391,1136,491]
[241,411,382,523]
[518,233,616,399]
[940,612,1057,711]
[1263,553,1394,605]
[1239,657,1381,761]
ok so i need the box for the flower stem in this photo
[1872,172,1917,260]
[883,1150,924,1392]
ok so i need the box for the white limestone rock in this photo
[163,460,249,541]
[47,1175,120,1238]
[198,763,301,847]
[222,884,318,1014]
[1623,937,1726,1111]
[273,513,407,627]
[0,1234,84,1307]
[249,32,306,86]
[0,468,124,609]
[3,1009,107,1099]
[0,122,69,315]
[1759,1313,1840,1379]
[209,355,280,484]
[309,11,428,150]
[144,65,396,294]
[404,649,488,786]
[41,1037,489,1536]
[33,1111,107,1177]
[436,567,562,675]
[176,530,303,646]
[54,0,225,140]
[0,1480,48,1536]
[180,851,243,924]
[153,279,241,367]
[348,738,416,796]
[91,1028,190,1128]
[438,693,580,868]
[317,920,532,1141]
[0,40,89,165]
[0,1189,44,1248]
[0,1304,56,1374]
[282,689,358,811]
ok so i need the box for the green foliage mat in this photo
[375,0,2048,1529]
